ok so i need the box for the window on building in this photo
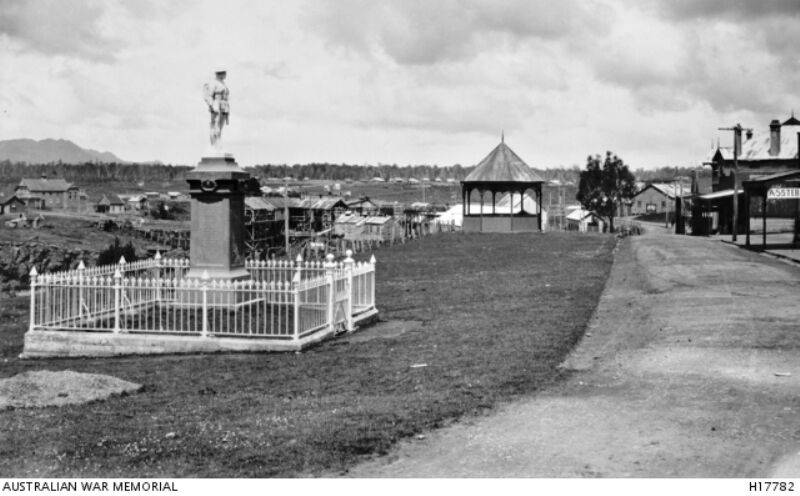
[661,201,666,208]
[637,201,642,207]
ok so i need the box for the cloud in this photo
[0,0,124,61]
[652,0,800,21]
[3,0,799,169]
[306,0,611,66]
[576,2,800,116]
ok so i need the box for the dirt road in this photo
[348,227,800,477]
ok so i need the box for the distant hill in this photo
[0,138,125,164]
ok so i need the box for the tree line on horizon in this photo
[0,160,191,185]
[0,159,705,188]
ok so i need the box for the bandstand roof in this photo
[464,140,544,184]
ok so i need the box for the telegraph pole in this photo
[718,123,751,242]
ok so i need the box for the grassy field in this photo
[0,232,615,477]
[0,216,146,250]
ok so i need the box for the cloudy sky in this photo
[1,0,799,169]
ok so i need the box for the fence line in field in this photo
[28,251,376,344]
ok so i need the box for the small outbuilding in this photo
[96,195,125,214]
[566,207,606,232]
[1,195,28,216]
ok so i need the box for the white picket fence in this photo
[28,251,376,343]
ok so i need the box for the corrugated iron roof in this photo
[709,120,800,162]
[739,124,800,160]
[365,216,392,225]
[783,113,800,126]
[743,170,800,184]
[17,178,75,192]
[245,196,276,211]
[464,141,544,183]
[705,146,733,162]
[334,213,365,225]
[635,183,691,199]
[294,197,348,210]
[261,197,299,210]
[566,207,599,221]
[698,189,742,200]
[261,196,348,210]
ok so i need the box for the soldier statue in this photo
[203,70,230,149]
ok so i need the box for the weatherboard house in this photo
[631,183,690,215]
[706,113,800,192]
[461,136,545,233]
[15,177,80,210]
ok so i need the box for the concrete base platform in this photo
[20,308,380,359]
[20,330,327,359]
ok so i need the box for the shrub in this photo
[96,237,138,266]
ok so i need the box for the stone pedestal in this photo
[185,153,251,280]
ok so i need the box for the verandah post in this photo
[28,267,37,332]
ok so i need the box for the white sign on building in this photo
[767,187,800,199]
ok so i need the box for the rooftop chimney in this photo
[769,119,781,156]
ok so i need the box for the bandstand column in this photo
[537,184,542,231]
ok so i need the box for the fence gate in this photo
[331,270,352,334]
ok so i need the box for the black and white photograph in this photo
[1,0,799,492]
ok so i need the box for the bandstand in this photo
[461,136,545,233]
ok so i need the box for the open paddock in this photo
[0,231,614,477]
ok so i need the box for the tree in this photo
[576,151,636,232]
[97,238,138,266]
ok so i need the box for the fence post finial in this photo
[154,250,161,261]
[369,254,376,265]
[296,253,303,263]
[118,255,127,265]
[201,270,210,281]
[29,266,38,277]
[77,260,85,271]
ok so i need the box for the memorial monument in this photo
[186,70,252,280]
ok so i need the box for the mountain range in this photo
[0,139,126,164]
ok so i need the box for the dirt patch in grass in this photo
[0,232,614,477]
[342,320,424,344]
[0,370,142,410]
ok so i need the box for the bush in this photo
[96,238,138,266]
